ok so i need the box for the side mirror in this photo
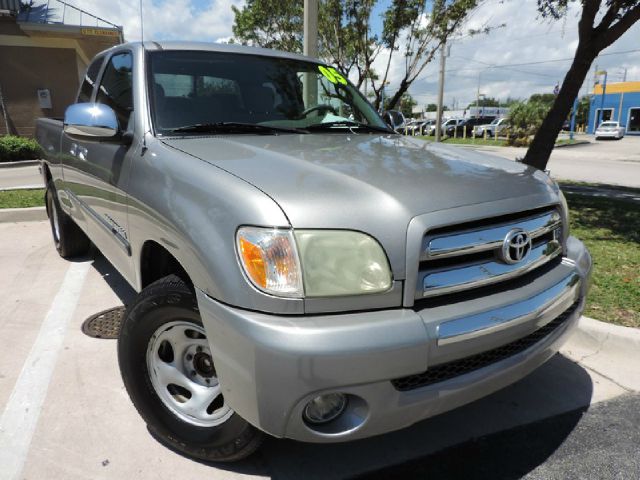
[64,103,119,140]
[382,111,396,130]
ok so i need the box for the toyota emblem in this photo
[501,229,531,264]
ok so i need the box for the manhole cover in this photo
[81,307,126,339]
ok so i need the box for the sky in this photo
[38,0,640,109]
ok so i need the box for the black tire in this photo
[117,275,263,462]
[45,180,90,258]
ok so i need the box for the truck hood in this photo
[162,134,560,277]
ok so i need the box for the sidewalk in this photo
[0,161,42,190]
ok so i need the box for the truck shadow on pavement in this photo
[89,252,594,480]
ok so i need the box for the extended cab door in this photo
[61,50,136,281]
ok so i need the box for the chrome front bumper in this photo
[197,236,592,443]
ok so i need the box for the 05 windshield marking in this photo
[149,51,389,136]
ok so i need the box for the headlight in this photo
[295,230,392,297]
[236,227,303,297]
[236,228,393,298]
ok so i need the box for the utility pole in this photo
[303,0,318,105]
[303,0,318,58]
[435,40,447,142]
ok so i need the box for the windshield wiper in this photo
[168,122,308,135]
[305,121,392,134]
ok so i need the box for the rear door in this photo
[61,50,136,280]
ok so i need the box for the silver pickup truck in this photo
[36,41,592,462]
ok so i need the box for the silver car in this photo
[595,121,625,140]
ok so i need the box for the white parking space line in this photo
[0,261,91,480]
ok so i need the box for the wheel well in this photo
[140,241,192,289]
[43,163,52,184]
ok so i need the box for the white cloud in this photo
[44,0,244,43]
[403,0,640,109]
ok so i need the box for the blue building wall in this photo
[588,91,640,135]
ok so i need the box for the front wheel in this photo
[117,275,263,462]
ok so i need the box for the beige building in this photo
[0,0,122,136]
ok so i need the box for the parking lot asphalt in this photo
[0,221,637,480]
[468,135,640,188]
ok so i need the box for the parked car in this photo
[434,118,463,136]
[474,117,509,138]
[36,41,592,463]
[595,121,625,140]
[446,117,495,137]
[402,119,425,135]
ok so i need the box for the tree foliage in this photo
[232,0,482,110]
[523,0,640,169]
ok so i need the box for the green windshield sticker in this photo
[318,65,348,85]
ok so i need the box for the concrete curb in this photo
[553,140,591,148]
[562,316,640,392]
[0,185,43,192]
[0,206,47,223]
[0,160,41,169]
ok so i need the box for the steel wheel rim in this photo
[146,321,233,427]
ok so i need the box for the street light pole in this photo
[596,70,608,127]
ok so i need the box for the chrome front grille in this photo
[418,209,562,299]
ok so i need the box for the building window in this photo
[594,108,614,125]
[627,108,640,132]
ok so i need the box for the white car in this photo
[474,117,509,138]
[595,121,625,140]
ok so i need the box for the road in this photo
[466,135,640,188]
[0,220,638,480]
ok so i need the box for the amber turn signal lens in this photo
[236,227,304,297]
[239,237,267,288]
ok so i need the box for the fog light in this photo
[303,393,347,425]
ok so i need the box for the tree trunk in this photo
[386,79,410,111]
[522,43,596,170]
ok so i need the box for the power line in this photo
[469,48,640,70]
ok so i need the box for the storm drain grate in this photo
[81,307,126,339]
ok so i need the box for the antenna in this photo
[139,0,144,45]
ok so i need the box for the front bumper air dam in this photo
[197,236,592,442]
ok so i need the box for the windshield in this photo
[600,122,617,127]
[148,50,387,135]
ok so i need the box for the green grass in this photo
[564,192,640,327]
[0,188,45,208]
[417,135,507,146]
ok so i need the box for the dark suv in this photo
[446,117,495,137]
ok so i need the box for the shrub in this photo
[0,136,43,162]
[505,100,551,147]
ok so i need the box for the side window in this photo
[96,52,134,129]
[77,57,104,103]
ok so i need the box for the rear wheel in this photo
[118,275,263,462]
[45,180,90,258]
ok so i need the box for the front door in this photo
[61,51,136,281]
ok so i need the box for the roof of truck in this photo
[116,41,322,64]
